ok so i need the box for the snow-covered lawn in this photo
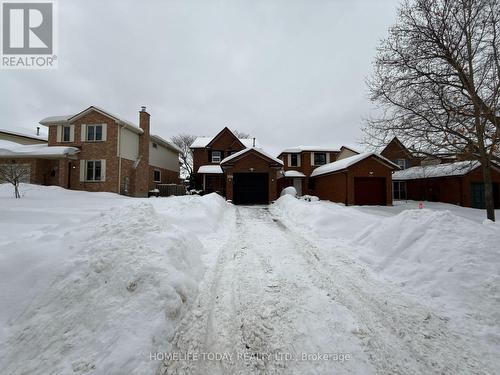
[0,184,230,374]
[271,195,500,370]
[1,184,499,374]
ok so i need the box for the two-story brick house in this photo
[0,106,180,197]
[191,127,283,204]
[277,146,342,196]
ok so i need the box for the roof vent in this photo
[36,126,40,136]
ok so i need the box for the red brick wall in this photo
[311,157,393,205]
[381,139,420,167]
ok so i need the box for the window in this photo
[62,126,71,142]
[152,142,158,149]
[86,124,103,141]
[313,152,327,166]
[290,154,299,167]
[211,151,222,163]
[86,160,102,181]
[393,181,407,200]
[394,159,407,169]
[154,170,161,182]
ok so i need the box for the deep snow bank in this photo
[0,186,229,374]
[272,196,500,344]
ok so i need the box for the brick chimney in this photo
[136,106,151,197]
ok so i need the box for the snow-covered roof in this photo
[220,147,283,165]
[0,128,48,142]
[311,152,399,177]
[190,136,260,149]
[150,134,181,153]
[280,145,341,154]
[283,170,306,178]
[197,165,223,174]
[39,106,143,135]
[0,140,79,158]
[392,161,486,180]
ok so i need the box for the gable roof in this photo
[392,160,499,180]
[380,136,414,158]
[311,152,399,177]
[39,106,143,135]
[220,147,283,166]
[190,127,260,149]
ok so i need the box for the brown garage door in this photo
[354,177,387,205]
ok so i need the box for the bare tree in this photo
[364,0,500,221]
[233,130,251,139]
[0,164,30,198]
[171,134,196,182]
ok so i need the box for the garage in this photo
[354,177,387,205]
[233,173,269,205]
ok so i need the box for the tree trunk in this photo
[14,182,20,199]
[482,163,496,221]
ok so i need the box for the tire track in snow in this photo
[270,211,493,375]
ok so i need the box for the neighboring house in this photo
[393,161,500,208]
[277,146,341,196]
[309,153,399,206]
[0,128,48,145]
[0,106,180,196]
[191,127,283,204]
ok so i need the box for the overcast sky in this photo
[1,0,400,155]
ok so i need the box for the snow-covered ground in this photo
[0,184,230,374]
[1,184,499,374]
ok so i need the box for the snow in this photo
[271,195,500,370]
[280,145,341,153]
[0,184,230,374]
[311,152,398,177]
[393,160,483,180]
[220,147,283,165]
[280,186,297,197]
[282,170,306,177]
[0,128,48,141]
[0,140,79,157]
[197,165,223,174]
[190,136,260,149]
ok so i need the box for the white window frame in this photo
[86,124,104,142]
[313,152,327,166]
[211,151,222,163]
[153,169,161,183]
[85,160,102,182]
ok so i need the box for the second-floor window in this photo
[290,154,299,167]
[62,126,71,142]
[86,124,103,141]
[313,152,327,166]
[394,159,407,169]
[211,151,222,163]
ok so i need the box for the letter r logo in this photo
[2,2,53,54]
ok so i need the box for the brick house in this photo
[0,106,180,197]
[191,127,283,204]
[277,146,341,196]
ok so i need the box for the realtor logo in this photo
[1,0,57,69]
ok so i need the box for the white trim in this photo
[56,125,62,142]
[102,123,107,141]
[101,159,106,182]
[79,160,85,182]
[211,151,222,163]
[81,124,86,141]
[69,125,75,142]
